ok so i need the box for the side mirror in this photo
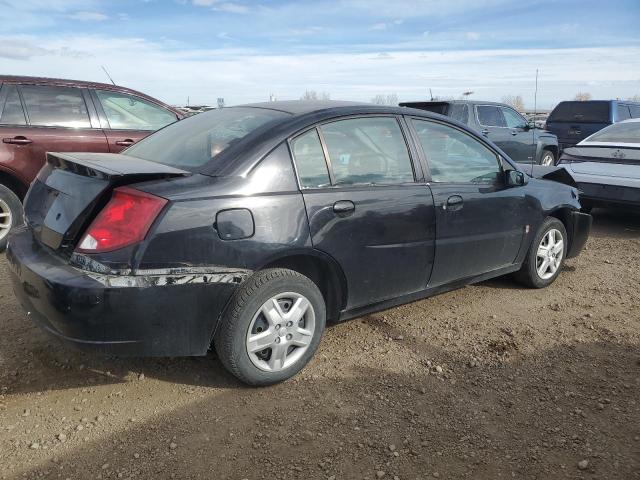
[506,169,528,187]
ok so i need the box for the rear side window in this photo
[412,119,501,184]
[291,129,331,188]
[547,101,610,123]
[476,105,506,127]
[0,86,26,125]
[21,85,90,128]
[319,117,414,185]
[96,90,177,130]
[448,104,469,123]
[616,104,632,121]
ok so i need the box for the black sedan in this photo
[7,101,591,385]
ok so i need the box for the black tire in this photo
[515,217,567,289]
[214,268,326,386]
[540,149,556,166]
[0,184,23,253]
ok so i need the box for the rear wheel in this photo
[214,268,326,386]
[0,184,23,252]
[540,149,556,166]
[515,217,567,288]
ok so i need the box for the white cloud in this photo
[370,22,387,31]
[68,11,108,21]
[212,2,249,14]
[2,34,639,109]
[466,31,480,41]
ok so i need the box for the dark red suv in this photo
[0,76,183,250]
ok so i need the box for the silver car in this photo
[558,119,640,211]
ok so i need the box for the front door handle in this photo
[481,129,489,136]
[510,130,518,136]
[115,139,135,147]
[3,136,33,145]
[444,195,463,211]
[333,200,355,214]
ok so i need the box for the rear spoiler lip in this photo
[45,152,190,180]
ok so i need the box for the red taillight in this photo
[76,187,167,254]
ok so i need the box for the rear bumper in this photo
[578,182,640,207]
[566,211,592,259]
[6,226,244,356]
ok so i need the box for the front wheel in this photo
[214,268,326,386]
[540,149,556,166]
[515,217,567,288]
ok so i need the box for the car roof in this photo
[0,75,181,115]
[400,100,507,107]
[237,100,377,115]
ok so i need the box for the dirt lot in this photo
[0,208,639,480]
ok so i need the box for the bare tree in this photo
[628,94,640,102]
[301,90,330,101]
[574,92,592,101]
[371,93,399,105]
[502,94,525,112]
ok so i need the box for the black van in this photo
[546,100,640,151]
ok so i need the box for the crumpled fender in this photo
[528,165,578,188]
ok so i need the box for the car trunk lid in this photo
[24,152,189,252]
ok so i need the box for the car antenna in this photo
[531,68,539,176]
[101,65,116,86]
[429,88,434,101]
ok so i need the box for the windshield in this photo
[547,101,610,123]
[125,107,289,171]
[584,121,640,144]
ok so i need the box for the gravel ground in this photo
[0,207,639,480]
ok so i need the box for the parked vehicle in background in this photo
[399,100,559,166]
[0,76,183,250]
[7,101,591,386]
[558,118,640,211]
[546,100,640,152]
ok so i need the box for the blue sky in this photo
[1,0,639,107]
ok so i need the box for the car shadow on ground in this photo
[12,340,640,480]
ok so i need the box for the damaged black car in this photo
[7,101,592,385]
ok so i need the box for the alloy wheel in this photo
[246,292,316,372]
[0,198,12,241]
[536,228,564,280]
[541,152,555,166]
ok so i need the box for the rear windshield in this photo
[547,101,610,123]
[585,121,640,144]
[125,107,288,171]
[402,103,449,115]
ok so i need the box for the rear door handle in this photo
[481,129,489,136]
[333,200,355,214]
[444,195,463,211]
[115,139,135,146]
[3,136,32,145]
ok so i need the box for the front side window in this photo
[21,85,90,128]
[319,117,414,185]
[412,119,502,184]
[291,129,331,188]
[126,107,288,171]
[476,105,506,127]
[501,107,527,129]
[0,86,26,125]
[630,105,640,118]
[96,90,177,130]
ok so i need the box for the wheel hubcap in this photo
[0,198,12,241]
[536,228,564,280]
[246,292,315,372]
[542,153,554,166]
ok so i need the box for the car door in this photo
[408,117,528,287]
[500,106,535,163]
[475,104,522,159]
[289,116,436,310]
[91,89,179,152]
[0,84,109,186]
